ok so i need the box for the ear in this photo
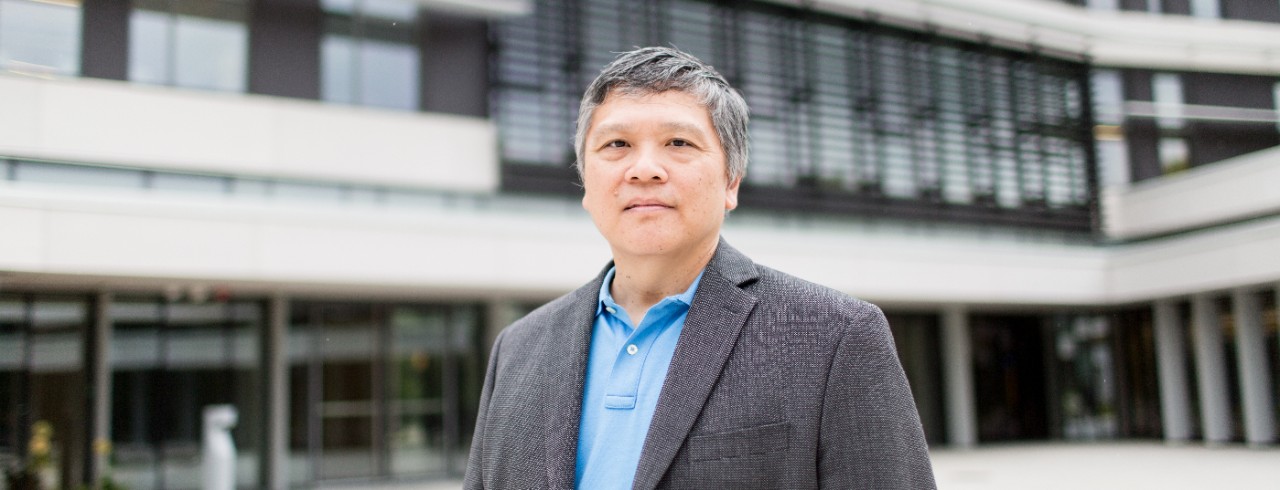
[724,176,742,211]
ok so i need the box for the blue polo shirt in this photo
[575,267,703,490]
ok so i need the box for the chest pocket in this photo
[686,421,790,461]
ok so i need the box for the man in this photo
[464,47,936,489]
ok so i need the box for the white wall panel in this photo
[0,76,498,193]
[724,225,1109,306]
[0,204,43,266]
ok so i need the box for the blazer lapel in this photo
[630,241,760,490]
[544,267,607,490]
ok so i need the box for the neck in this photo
[609,239,717,324]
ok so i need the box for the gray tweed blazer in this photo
[464,240,937,489]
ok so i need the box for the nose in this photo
[624,147,667,183]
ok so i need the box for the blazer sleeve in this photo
[463,329,505,490]
[817,304,937,489]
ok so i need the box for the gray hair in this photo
[574,46,750,184]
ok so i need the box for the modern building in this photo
[1,0,1278,488]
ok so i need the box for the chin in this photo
[612,235,683,257]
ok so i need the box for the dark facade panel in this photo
[249,0,322,99]
[80,0,130,80]
[1221,0,1280,22]
[1186,122,1280,167]
[420,14,490,117]
[1163,0,1192,16]
[1124,119,1162,182]
[1181,72,1278,109]
[1122,70,1154,101]
[1118,0,1149,12]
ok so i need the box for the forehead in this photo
[587,89,715,136]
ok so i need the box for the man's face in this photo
[581,89,740,260]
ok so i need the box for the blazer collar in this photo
[543,238,761,490]
[543,269,604,490]
[632,239,761,489]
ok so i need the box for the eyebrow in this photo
[591,121,711,139]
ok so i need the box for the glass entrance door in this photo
[0,295,88,489]
[288,301,482,486]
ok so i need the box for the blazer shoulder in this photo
[497,280,595,344]
[747,263,887,328]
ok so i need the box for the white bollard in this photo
[203,405,239,490]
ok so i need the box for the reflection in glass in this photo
[0,0,81,77]
[110,298,261,490]
[1053,315,1118,440]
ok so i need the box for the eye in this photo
[669,139,691,147]
[604,140,629,149]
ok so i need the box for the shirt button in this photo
[606,306,616,314]
[626,344,638,355]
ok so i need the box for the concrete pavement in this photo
[930,442,1279,489]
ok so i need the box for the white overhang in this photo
[769,0,1280,75]
[1103,146,1280,241]
[3,181,1278,308]
[412,0,531,17]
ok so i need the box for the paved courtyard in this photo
[931,442,1279,489]
[326,442,1279,489]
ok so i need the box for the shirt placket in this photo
[602,299,680,410]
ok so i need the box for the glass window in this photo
[1092,70,1125,125]
[1191,0,1221,18]
[1052,314,1119,440]
[1160,136,1189,173]
[321,0,420,110]
[1153,73,1184,129]
[0,0,81,77]
[129,0,248,92]
[13,161,146,189]
[150,173,230,195]
[288,301,483,486]
[1273,81,1280,133]
[0,295,87,490]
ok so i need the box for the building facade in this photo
[0,0,1278,488]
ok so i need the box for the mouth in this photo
[624,200,673,211]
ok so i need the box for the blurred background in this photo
[0,0,1278,488]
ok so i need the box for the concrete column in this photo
[1191,294,1233,444]
[1153,299,1192,442]
[941,305,978,448]
[1232,289,1275,446]
[484,300,525,353]
[85,291,113,486]
[260,295,290,490]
